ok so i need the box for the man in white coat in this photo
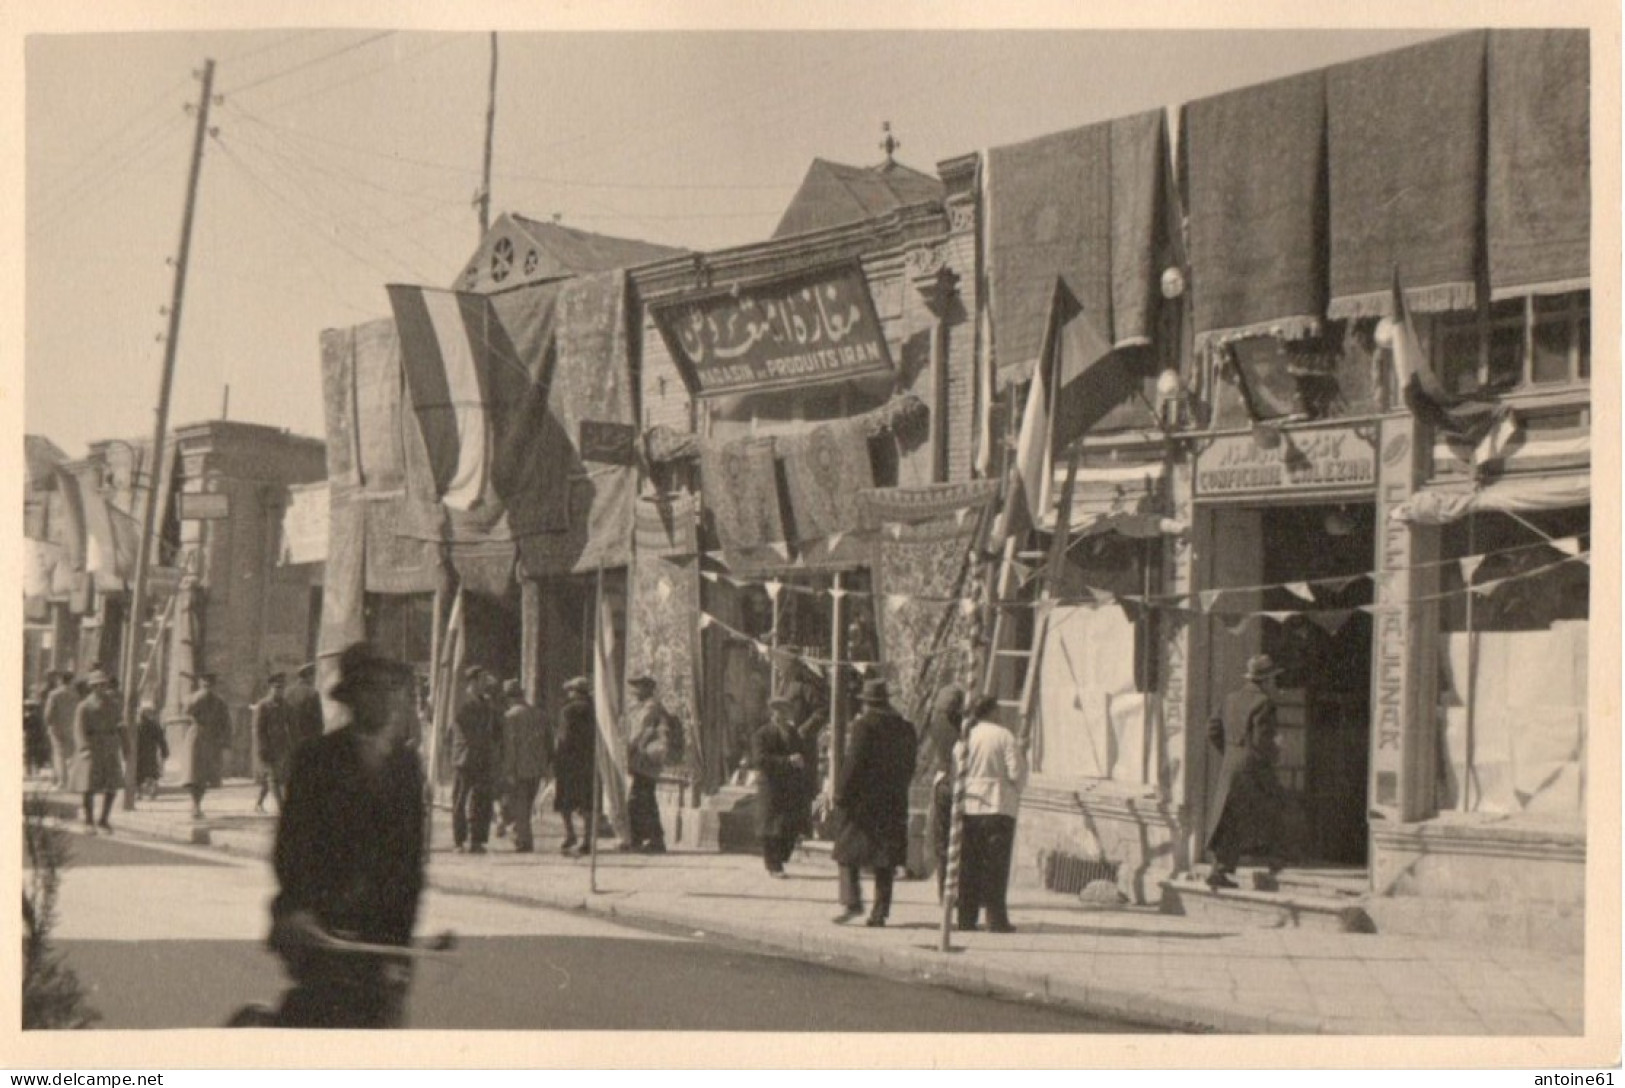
[956,694,1028,934]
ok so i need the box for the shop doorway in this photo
[1202,502,1374,867]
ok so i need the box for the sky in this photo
[22,21,1458,458]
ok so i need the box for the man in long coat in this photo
[831,678,916,927]
[1205,653,1289,889]
[268,641,424,1028]
[68,670,123,832]
[449,666,500,854]
[624,675,677,854]
[284,662,325,753]
[44,670,80,790]
[553,676,597,856]
[498,679,550,853]
[178,672,231,820]
[251,673,295,814]
[752,695,813,877]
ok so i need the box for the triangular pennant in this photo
[886,593,909,614]
[827,531,844,552]
[1471,578,1502,597]
[701,570,721,583]
[888,523,904,540]
[1306,609,1354,637]
[1284,582,1315,603]
[1199,589,1224,613]
[1458,555,1486,584]
[769,541,790,560]
[830,585,847,601]
[697,613,714,630]
[1323,574,1366,594]
[954,507,971,528]
[1552,536,1583,558]
[764,579,783,602]
[1263,611,1297,624]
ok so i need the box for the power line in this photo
[220,30,396,96]
[34,76,190,207]
[36,109,191,223]
[218,28,328,66]
[252,33,467,114]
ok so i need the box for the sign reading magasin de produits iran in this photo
[653,263,894,398]
[1195,425,1377,498]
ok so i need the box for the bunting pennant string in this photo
[1284,582,1315,603]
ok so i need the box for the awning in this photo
[1389,473,1590,524]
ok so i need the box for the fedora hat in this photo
[330,642,411,704]
[859,678,891,704]
[1244,654,1283,681]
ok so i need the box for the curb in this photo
[28,798,1283,1035]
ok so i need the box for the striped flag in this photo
[387,286,501,512]
[995,279,1068,544]
[593,569,631,840]
[1390,272,1521,472]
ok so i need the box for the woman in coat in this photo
[135,701,169,799]
[752,696,812,877]
[68,671,124,833]
[552,677,597,856]
[831,678,916,927]
[1204,654,1289,889]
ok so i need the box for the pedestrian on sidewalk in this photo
[135,700,168,799]
[449,666,500,854]
[753,696,812,877]
[499,679,550,853]
[921,683,965,901]
[24,693,52,778]
[285,662,325,753]
[44,670,80,790]
[268,641,425,1028]
[553,676,596,856]
[624,675,679,854]
[252,673,295,814]
[1204,653,1289,890]
[831,678,916,928]
[957,695,1027,934]
[68,669,124,834]
[177,672,231,821]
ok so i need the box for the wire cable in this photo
[221,30,396,96]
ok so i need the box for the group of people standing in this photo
[445,667,683,858]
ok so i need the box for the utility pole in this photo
[120,58,216,810]
[476,31,498,238]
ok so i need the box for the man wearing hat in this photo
[624,675,679,854]
[449,665,501,854]
[68,669,123,833]
[498,679,550,853]
[752,695,814,877]
[285,662,325,754]
[831,678,917,927]
[553,677,597,855]
[1204,653,1289,890]
[268,641,425,1027]
[178,672,232,821]
[44,670,80,790]
[251,673,295,814]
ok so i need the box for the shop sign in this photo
[580,420,637,466]
[177,491,230,520]
[653,263,893,398]
[1195,426,1376,498]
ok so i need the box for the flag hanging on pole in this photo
[1390,270,1522,472]
[994,279,1068,544]
[593,568,631,840]
[387,286,495,511]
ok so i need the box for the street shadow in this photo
[1012,921,1232,941]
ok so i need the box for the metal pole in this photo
[121,58,215,811]
[477,32,498,238]
[589,562,604,894]
[827,571,846,803]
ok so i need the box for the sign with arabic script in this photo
[1195,425,1377,498]
[653,263,894,398]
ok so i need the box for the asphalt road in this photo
[43,831,1160,1033]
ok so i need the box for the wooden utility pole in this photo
[121,58,216,810]
[477,31,498,238]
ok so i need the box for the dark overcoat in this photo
[450,695,500,782]
[831,704,917,869]
[552,694,597,813]
[752,720,812,840]
[67,691,124,793]
[175,689,231,789]
[272,727,425,947]
[135,710,168,782]
[284,680,326,750]
[1204,681,1287,856]
[252,696,295,782]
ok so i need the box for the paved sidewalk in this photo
[25,778,1584,1036]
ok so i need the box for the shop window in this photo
[1434,508,1589,817]
[1434,291,1591,395]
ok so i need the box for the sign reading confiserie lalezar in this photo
[1195,425,1377,498]
[653,263,894,398]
